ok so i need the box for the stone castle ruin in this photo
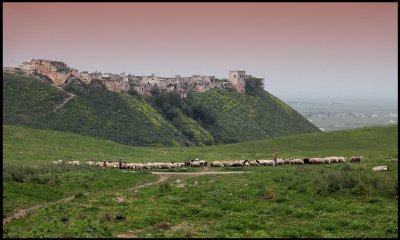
[17,59,264,97]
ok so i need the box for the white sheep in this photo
[232,160,249,167]
[222,161,233,167]
[323,158,331,164]
[277,159,285,165]
[85,161,95,166]
[372,166,388,172]
[283,158,294,164]
[257,160,269,166]
[211,161,224,167]
[293,159,304,165]
[248,160,259,166]
[190,161,201,167]
[329,156,339,163]
[72,161,80,166]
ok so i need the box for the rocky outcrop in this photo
[20,59,79,86]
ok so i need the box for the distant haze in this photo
[3,3,397,101]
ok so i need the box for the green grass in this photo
[3,72,179,146]
[3,71,320,146]
[3,164,398,238]
[3,164,158,217]
[2,124,398,237]
[185,89,320,144]
[3,124,397,165]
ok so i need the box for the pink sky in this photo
[3,2,398,100]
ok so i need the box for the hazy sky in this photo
[3,3,398,100]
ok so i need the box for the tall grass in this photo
[312,163,398,199]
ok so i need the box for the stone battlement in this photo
[17,59,264,96]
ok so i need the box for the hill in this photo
[3,71,320,146]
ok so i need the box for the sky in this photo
[3,2,398,101]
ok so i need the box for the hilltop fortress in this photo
[17,59,264,97]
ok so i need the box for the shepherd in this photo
[273,152,279,166]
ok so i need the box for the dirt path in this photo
[2,192,90,225]
[3,169,251,225]
[53,94,75,112]
[130,174,168,191]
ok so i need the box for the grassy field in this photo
[3,124,397,165]
[2,124,398,238]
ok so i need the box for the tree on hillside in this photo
[245,77,263,95]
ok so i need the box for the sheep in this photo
[72,161,80,166]
[121,163,129,169]
[248,160,259,166]
[309,158,324,164]
[222,161,233,167]
[198,160,208,166]
[329,156,339,163]
[351,156,363,163]
[126,163,136,169]
[283,158,294,164]
[323,158,331,164]
[85,161,95,167]
[337,157,346,163]
[104,162,112,168]
[52,161,58,165]
[190,161,201,167]
[211,161,224,167]
[303,158,310,164]
[174,162,185,168]
[232,160,248,167]
[264,160,274,166]
[372,166,388,172]
[293,159,304,165]
[256,160,269,166]
[95,161,104,167]
[160,163,171,169]
[277,159,285,165]
[67,161,73,165]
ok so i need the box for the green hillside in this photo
[184,89,320,144]
[3,124,397,165]
[3,72,179,146]
[3,71,319,146]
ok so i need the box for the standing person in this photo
[119,158,122,169]
[273,152,279,166]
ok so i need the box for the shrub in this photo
[312,167,398,199]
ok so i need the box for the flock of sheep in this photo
[52,156,363,170]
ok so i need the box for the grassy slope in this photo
[3,72,179,146]
[3,124,397,165]
[4,72,320,147]
[185,89,320,144]
[2,124,398,238]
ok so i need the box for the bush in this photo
[312,167,398,199]
[3,164,61,185]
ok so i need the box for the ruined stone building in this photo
[229,70,264,92]
[17,59,264,97]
